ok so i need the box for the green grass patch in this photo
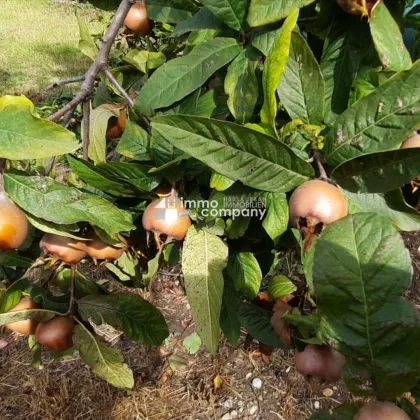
[0,0,108,96]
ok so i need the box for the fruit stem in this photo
[312,150,329,181]
[65,264,77,315]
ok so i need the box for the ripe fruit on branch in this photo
[98,104,127,139]
[35,316,75,351]
[85,232,128,261]
[5,298,39,335]
[295,344,346,382]
[336,0,380,16]
[289,180,348,251]
[142,191,191,241]
[0,191,29,250]
[124,1,153,37]
[40,233,87,264]
[400,132,420,149]
[354,401,410,420]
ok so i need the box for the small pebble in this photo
[221,414,232,420]
[221,398,234,409]
[249,405,258,415]
[323,388,334,397]
[314,401,320,410]
[186,303,191,310]
[246,372,252,379]
[230,411,238,418]
[286,366,291,373]
[252,378,262,389]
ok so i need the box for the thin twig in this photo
[65,264,77,315]
[82,99,91,160]
[63,107,76,128]
[313,150,329,181]
[103,68,134,107]
[45,75,85,91]
[47,0,134,122]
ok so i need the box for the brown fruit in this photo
[336,0,380,16]
[354,401,410,420]
[142,194,191,240]
[35,316,75,351]
[5,298,39,335]
[40,233,87,264]
[124,2,153,37]
[85,232,128,260]
[289,180,348,229]
[0,192,29,250]
[400,133,420,149]
[295,344,346,382]
[153,184,172,198]
[98,104,127,139]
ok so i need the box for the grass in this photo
[0,0,108,96]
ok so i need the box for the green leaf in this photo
[0,96,79,160]
[78,294,169,345]
[152,115,314,193]
[320,12,369,123]
[262,192,289,244]
[251,27,281,56]
[173,7,225,35]
[201,0,247,31]
[146,0,198,24]
[247,0,314,27]
[124,49,166,73]
[3,173,134,236]
[268,275,297,300]
[238,302,287,348]
[313,213,420,399]
[227,251,262,300]
[210,172,235,191]
[88,105,118,164]
[220,278,241,345]
[345,189,420,232]
[226,216,251,239]
[75,325,134,389]
[261,10,299,135]
[75,9,98,60]
[331,148,420,193]
[369,2,412,71]
[0,308,55,325]
[136,38,241,115]
[182,226,228,354]
[225,46,260,124]
[324,60,420,167]
[0,251,33,268]
[69,155,161,194]
[183,332,202,354]
[116,120,150,161]
[142,249,163,287]
[55,268,103,298]
[0,278,30,313]
[278,31,325,125]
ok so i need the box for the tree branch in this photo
[103,68,134,107]
[82,99,91,160]
[45,75,85,91]
[47,0,134,122]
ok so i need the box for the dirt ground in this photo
[0,233,419,420]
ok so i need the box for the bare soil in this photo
[1,233,419,420]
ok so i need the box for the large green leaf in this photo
[220,278,241,345]
[324,60,420,167]
[182,226,228,354]
[313,213,420,399]
[135,38,241,115]
[247,0,314,27]
[226,251,262,300]
[75,326,134,389]
[152,115,314,193]
[173,7,225,35]
[261,10,299,135]
[3,173,134,236]
[278,31,325,125]
[251,27,281,56]
[25,212,83,240]
[75,9,97,61]
[201,0,248,31]
[369,2,412,72]
[346,189,420,232]
[262,192,289,244]
[0,251,33,268]
[320,13,369,124]
[238,302,287,348]
[146,0,198,24]
[68,155,160,195]
[77,294,169,345]
[225,46,260,124]
[332,148,420,193]
[0,96,79,160]
[115,120,150,161]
